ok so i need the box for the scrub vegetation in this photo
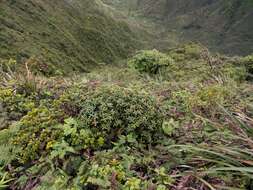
[0,0,253,189]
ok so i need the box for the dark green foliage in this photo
[79,85,164,145]
[240,54,253,76]
[58,117,105,151]
[128,49,174,74]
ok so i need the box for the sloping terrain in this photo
[1,0,251,75]
[1,44,253,189]
[1,1,253,189]
[161,0,253,55]
[0,0,140,73]
[103,0,253,55]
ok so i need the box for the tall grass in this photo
[168,105,253,189]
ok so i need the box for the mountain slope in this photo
[0,0,140,73]
[161,0,253,55]
[102,0,253,55]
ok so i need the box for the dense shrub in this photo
[0,88,35,125]
[10,84,164,163]
[79,85,164,145]
[12,107,63,162]
[58,117,105,151]
[240,55,253,76]
[225,66,247,82]
[128,50,174,74]
[168,43,203,62]
[187,84,234,117]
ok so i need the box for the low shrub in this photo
[0,88,35,124]
[12,107,63,162]
[9,84,164,162]
[240,54,253,77]
[58,117,105,151]
[128,50,173,74]
[221,63,247,82]
[168,43,203,62]
[79,85,164,146]
[187,84,234,117]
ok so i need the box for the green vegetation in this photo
[0,0,141,74]
[241,54,253,76]
[79,85,164,145]
[128,49,173,74]
[1,0,253,189]
[1,44,253,189]
[108,0,253,55]
[2,0,253,76]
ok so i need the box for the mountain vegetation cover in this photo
[0,0,253,189]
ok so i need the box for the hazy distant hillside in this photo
[160,0,253,55]
[0,0,140,73]
[103,0,253,55]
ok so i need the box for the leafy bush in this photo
[168,43,203,62]
[240,54,253,76]
[57,118,105,151]
[187,84,234,117]
[221,63,247,82]
[128,50,174,74]
[0,88,35,128]
[12,107,63,162]
[79,85,164,146]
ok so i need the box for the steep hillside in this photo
[0,0,140,74]
[161,0,253,55]
[2,0,251,74]
[103,0,253,55]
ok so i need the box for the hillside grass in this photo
[0,0,142,75]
